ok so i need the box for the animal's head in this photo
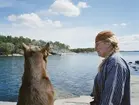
[22,43,50,69]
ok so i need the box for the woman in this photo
[90,31,131,105]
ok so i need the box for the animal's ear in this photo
[41,43,50,53]
[22,43,29,51]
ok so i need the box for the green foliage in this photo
[0,35,70,55]
[53,41,70,50]
[70,48,95,53]
[0,42,15,55]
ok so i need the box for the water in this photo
[0,52,139,102]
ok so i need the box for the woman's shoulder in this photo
[106,53,118,65]
[106,52,128,69]
[108,52,122,62]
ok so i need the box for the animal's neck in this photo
[23,59,47,83]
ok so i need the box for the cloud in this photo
[118,35,139,51]
[8,13,62,28]
[113,24,118,26]
[77,2,90,8]
[112,23,127,27]
[49,0,80,17]
[46,0,89,17]
[8,14,17,21]
[120,23,127,26]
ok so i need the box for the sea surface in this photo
[0,52,139,102]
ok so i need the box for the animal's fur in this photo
[17,43,54,105]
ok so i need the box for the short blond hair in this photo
[96,30,119,52]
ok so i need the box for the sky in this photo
[0,0,139,51]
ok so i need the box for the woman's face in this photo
[95,41,112,57]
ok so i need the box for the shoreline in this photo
[0,52,77,57]
[0,54,23,56]
[0,75,139,105]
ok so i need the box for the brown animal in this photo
[17,43,54,105]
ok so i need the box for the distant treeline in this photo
[0,35,70,55]
[70,48,95,53]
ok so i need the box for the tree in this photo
[0,42,15,55]
[0,34,72,55]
